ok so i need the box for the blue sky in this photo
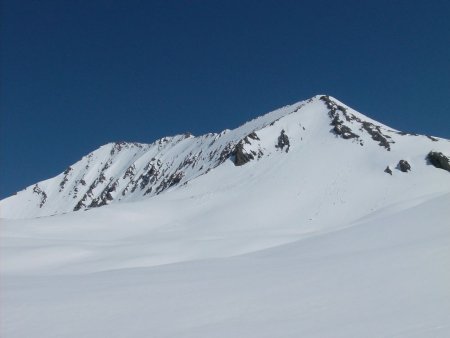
[1,0,449,198]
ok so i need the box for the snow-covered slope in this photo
[1,95,450,337]
[1,95,449,219]
[2,192,449,338]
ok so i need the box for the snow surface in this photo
[1,95,450,337]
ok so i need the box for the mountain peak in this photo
[1,95,449,219]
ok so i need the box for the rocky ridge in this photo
[1,95,449,219]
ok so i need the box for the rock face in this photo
[320,95,395,150]
[384,166,393,175]
[276,130,290,152]
[32,184,47,208]
[321,95,360,141]
[397,160,411,172]
[361,121,392,151]
[232,132,262,166]
[233,142,254,166]
[427,151,450,172]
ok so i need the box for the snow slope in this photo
[1,95,450,337]
[2,95,449,219]
[2,192,450,338]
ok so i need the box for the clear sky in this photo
[1,0,449,198]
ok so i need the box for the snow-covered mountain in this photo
[1,94,449,219]
[2,95,450,338]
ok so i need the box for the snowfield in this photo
[1,95,450,337]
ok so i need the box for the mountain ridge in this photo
[1,94,449,219]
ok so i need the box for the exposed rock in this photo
[32,184,47,208]
[219,132,263,166]
[73,197,87,211]
[361,121,392,151]
[98,172,107,184]
[276,130,290,152]
[247,132,260,141]
[321,95,395,150]
[168,171,184,187]
[144,186,153,196]
[101,160,112,172]
[130,160,161,193]
[427,151,450,172]
[218,143,235,164]
[233,142,255,166]
[397,160,411,172]
[59,178,68,192]
[242,133,261,146]
[123,165,135,179]
[332,117,359,140]
[426,135,439,142]
[89,180,119,208]
[321,96,360,141]
[384,166,393,175]
[178,152,198,170]
[155,171,184,194]
[75,173,108,210]
[139,165,158,190]
[110,141,144,156]
[396,131,419,137]
[59,167,72,192]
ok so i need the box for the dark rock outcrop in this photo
[427,151,450,172]
[155,171,184,194]
[321,96,360,141]
[320,95,395,150]
[233,142,255,166]
[59,167,72,192]
[332,117,360,140]
[276,130,290,152]
[74,197,87,211]
[218,143,235,164]
[32,184,47,208]
[123,165,135,179]
[361,121,392,151]
[139,164,159,190]
[110,141,144,156]
[130,160,161,193]
[397,160,411,172]
[396,131,419,137]
[89,180,119,208]
[73,173,108,211]
[220,132,263,166]
[247,132,260,141]
[384,166,393,175]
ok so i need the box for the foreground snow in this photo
[2,192,450,338]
